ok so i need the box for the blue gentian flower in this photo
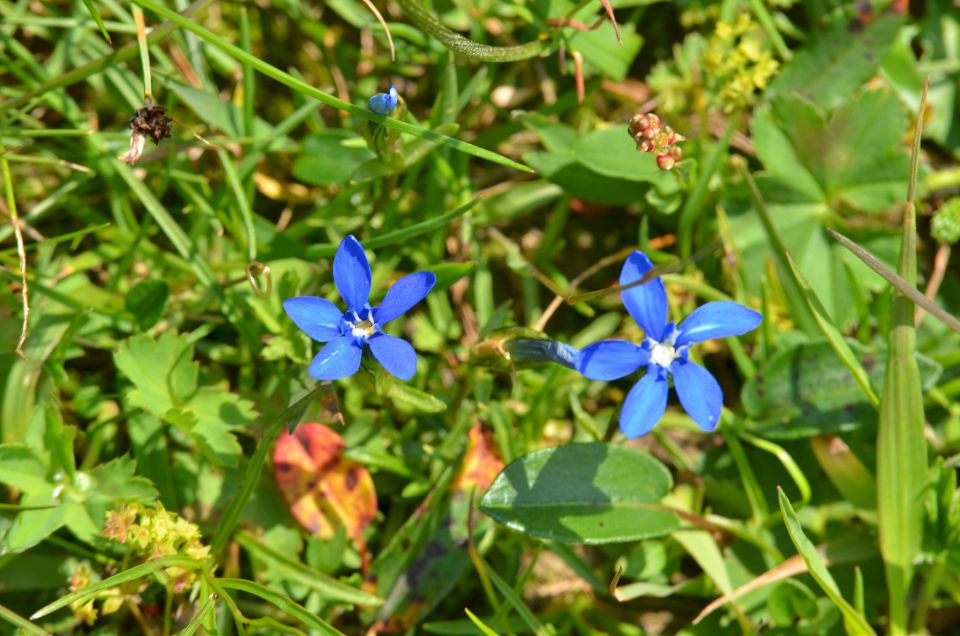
[576,251,761,438]
[368,85,399,115]
[283,235,435,381]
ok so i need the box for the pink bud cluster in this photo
[628,113,685,171]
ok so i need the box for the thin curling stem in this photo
[394,0,552,62]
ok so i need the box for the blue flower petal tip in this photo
[284,235,432,382]
[368,85,399,115]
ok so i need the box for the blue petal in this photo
[675,301,763,347]
[333,235,371,311]
[373,271,436,325]
[282,296,343,342]
[671,359,723,431]
[619,251,668,341]
[368,333,418,380]
[619,372,669,439]
[576,340,649,381]
[308,335,363,380]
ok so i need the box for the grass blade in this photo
[217,578,345,635]
[80,0,112,44]
[777,488,876,635]
[827,228,960,334]
[480,557,551,636]
[31,556,198,619]
[305,199,479,259]
[235,531,382,606]
[785,253,880,406]
[176,594,218,636]
[0,603,51,636]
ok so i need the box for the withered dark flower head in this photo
[130,101,172,143]
[119,99,172,164]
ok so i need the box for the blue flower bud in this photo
[367,85,399,115]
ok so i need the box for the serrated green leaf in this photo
[480,443,679,543]
[114,332,198,416]
[769,13,901,109]
[87,455,158,502]
[754,91,910,211]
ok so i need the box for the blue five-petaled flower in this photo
[368,85,399,116]
[576,251,762,438]
[283,235,435,381]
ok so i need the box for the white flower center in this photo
[649,340,678,368]
[351,319,375,339]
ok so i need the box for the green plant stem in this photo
[677,115,737,258]
[394,0,552,62]
[132,6,152,100]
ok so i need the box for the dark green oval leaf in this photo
[479,443,678,544]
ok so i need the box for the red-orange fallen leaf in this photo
[452,424,504,493]
[273,423,377,549]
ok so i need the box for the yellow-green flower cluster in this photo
[702,13,779,112]
[103,503,210,591]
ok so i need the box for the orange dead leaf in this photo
[452,424,504,493]
[273,423,377,548]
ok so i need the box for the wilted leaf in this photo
[452,424,504,493]
[273,423,376,546]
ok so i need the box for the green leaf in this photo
[769,13,901,109]
[567,23,643,82]
[428,262,475,291]
[87,455,158,502]
[742,340,941,439]
[293,131,375,185]
[753,91,910,211]
[4,505,66,553]
[125,279,170,331]
[479,443,679,543]
[777,488,876,636]
[114,332,198,416]
[0,445,49,494]
[727,192,900,327]
[388,383,447,413]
